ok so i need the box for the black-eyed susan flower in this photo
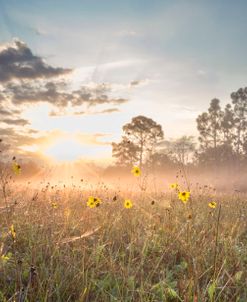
[124,199,133,209]
[12,162,21,175]
[208,201,217,209]
[169,183,179,190]
[131,166,141,177]
[94,197,101,207]
[87,196,101,208]
[10,224,16,240]
[87,199,96,208]
[178,191,190,203]
[51,202,58,209]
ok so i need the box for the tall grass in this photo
[0,177,246,301]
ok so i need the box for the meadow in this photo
[0,166,246,302]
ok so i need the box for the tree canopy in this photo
[112,115,164,167]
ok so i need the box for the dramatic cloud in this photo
[0,39,130,160]
[5,81,128,108]
[0,126,62,156]
[0,39,130,117]
[0,39,71,83]
[6,81,71,107]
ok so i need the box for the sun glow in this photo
[44,137,87,162]
[43,137,111,163]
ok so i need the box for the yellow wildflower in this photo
[131,166,141,177]
[51,202,58,209]
[10,224,16,240]
[208,201,217,209]
[87,199,96,208]
[169,183,179,190]
[12,162,21,175]
[1,253,12,264]
[124,199,133,209]
[87,196,101,208]
[178,191,190,203]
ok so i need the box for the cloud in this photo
[99,79,150,92]
[49,109,70,117]
[0,127,30,154]
[6,81,128,108]
[99,108,120,114]
[130,79,150,87]
[0,125,62,156]
[0,39,71,83]
[0,93,5,101]
[49,107,120,116]
[0,39,131,118]
[0,108,12,116]
[0,127,16,138]
[0,38,130,160]
[130,80,141,86]
[6,81,71,107]
[1,118,30,126]
[76,132,112,146]
[0,102,21,116]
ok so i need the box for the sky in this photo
[0,0,247,163]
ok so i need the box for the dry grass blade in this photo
[7,292,19,302]
[57,227,101,245]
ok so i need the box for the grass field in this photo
[0,174,247,302]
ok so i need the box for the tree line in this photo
[112,86,247,172]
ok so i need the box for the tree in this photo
[112,137,139,167]
[231,87,247,155]
[160,135,195,165]
[163,136,196,165]
[221,103,235,145]
[196,144,235,168]
[112,116,164,167]
[147,152,175,170]
[196,98,224,151]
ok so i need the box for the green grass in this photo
[0,183,246,301]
